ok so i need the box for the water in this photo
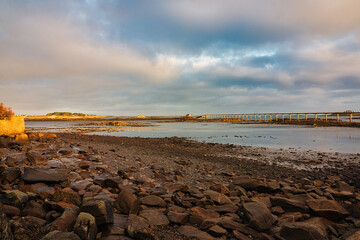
[25,121,360,154]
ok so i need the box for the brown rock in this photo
[26,152,47,165]
[2,204,20,217]
[204,190,232,205]
[12,216,46,240]
[81,199,114,225]
[70,180,92,192]
[41,231,81,240]
[1,168,21,183]
[210,203,238,213]
[50,208,78,232]
[207,225,227,237]
[345,229,360,240]
[0,208,13,240]
[280,218,329,240]
[114,188,139,214]
[232,176,270,192]
[271,196,309,213]
[22,168,68,183]
[167,211,189,224]
[140,209,169,226]
[22,200,47,219]
[189,206,220,225]
[0,190,28,209]
[73,212,97,240]
[126,214,153,239]
[139,195,166,207]
[79,161,90,169]
[243,201,277,231]
[233,230,251,240]
[178,225,216,240]
[53,188,81,206]
[99,213,128,238]
[306,199,349,221]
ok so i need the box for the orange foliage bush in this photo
[0,103,14,120]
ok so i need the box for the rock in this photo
[81,199,114,225]
[22,200,47,219]
[218,217,247,231]
[139,195,166,207]
[31,183,55,199]
[2,204,20,217]
[5,156,19,167]
[1,168,21,183]
[140,209,169,226]
[79,161,90,169]
[232,176,270,192]
[280,218,329,240]
[22,168,68,183]
[53,188,81,206]
[71,180,92,192]
[336,181,354,192]
[73,212,97,240]
[345,229,360,240]
[0,208,13,240]
[0,190,28,209]
[306,199,349,221]
[178,225,216,240]
[189,206,220,225]
[12,216,46,240]
[50,208,78,232]
[210,203,238,213]
[68,172,82,181]
[15,133,29,144]
[204,190,232,205]
[41,231,81,240]
[271,196,309,213]
[233,230,251,240]
[26,152,47,165]
[243,201,277,231]
[207,225,227,237]
[167,211,189,224]
[126,214,153,239]
[47,160,65,169]
[99,213,128,238]
[114,188,140,215]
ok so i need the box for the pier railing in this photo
[199,112,359,122]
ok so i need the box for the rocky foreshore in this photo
[0,133,359,240]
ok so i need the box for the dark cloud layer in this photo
[0,0,359,115]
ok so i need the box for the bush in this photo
[0,103,15,120]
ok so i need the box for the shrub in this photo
[0,103,15,120]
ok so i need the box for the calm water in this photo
[25,121,360,154]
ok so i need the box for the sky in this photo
[1,0,360,116]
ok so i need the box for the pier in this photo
[199,111,359,122]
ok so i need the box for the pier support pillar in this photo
[315,114,317,120]
[325,114,328,121]
[276,115,278,121]
[297,114,299,121]
[305,114,308,120]
[350,114,353,122]
[289,114,292,121]
[337,114,340,121]
[282,114,285,121]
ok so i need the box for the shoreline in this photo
[0,131,359,239]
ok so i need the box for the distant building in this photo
[136,114,146,118]
[344,110,354,113]
[185,114,193,117]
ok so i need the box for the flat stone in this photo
[243,201,277,231]
[139,195,166,207]
[208,225,227,237]
[53,188,81,206]
[204,190,232,205]
[22,168,68,183]
[70,180,92,192]
[189,206,220,225]
[280,218,330,240]
[178,225,216,240]
[26,152,47,165]
[271,196,309,213]
[114,188,140,215]
[81,199,114,225]
[140,209,169,226]
[232,176,270,192]
[306,199,349,221]
[210,203,238,213]
[167,211,189,224]
[41,231,81,240]
[73,212,97,240]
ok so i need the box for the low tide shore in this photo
[0,132,359,239]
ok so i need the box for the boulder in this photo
[210,203,238,213]
[12,216,46,240]
[232,176,270,192]
[207,225,227,237]
[53,188,81,206]
[71,180,92,192]
[1,168,21,183]
[26,152,47,165]
[178,225,216,240]
[243,201,277,231]
[99,213,128,238]
[81,199,114,225]
[306,199,349,221]
[2,204,20,217]
[139,195,166,207]
[167,211,189,224]
[50,208,78,232]
[73,212,97,240]
[41,231,81,240]
[0,190,28,209]
[22,168,68,183]
[280,218,330,240]
[114,188,139,215]
[22,200,47,219]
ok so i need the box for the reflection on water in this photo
[25,121,360,154]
